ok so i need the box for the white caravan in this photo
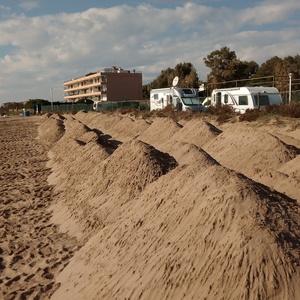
[150,86,205,112]
[207,86,282,113]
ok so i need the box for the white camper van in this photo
[150,86,205,112]
[207,86,282,113]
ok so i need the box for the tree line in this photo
[143,46,300,101]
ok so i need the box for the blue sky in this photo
[0,0,300,104]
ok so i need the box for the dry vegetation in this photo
[104,102,300,124]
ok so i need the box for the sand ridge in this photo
[45,112,300,300]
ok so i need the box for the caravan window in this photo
[175,97,183,111]
[239,96,248,105]
[216,92,222,105]
[182,97,201,105]
[153,94,158,100]
[254,95,270,106]
[224,94,228,104]
[181,89,194,95]
[260,95,270,106]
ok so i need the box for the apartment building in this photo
[63,66,142,103]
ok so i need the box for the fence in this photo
[41,103,93,112]
[41,101,147,113]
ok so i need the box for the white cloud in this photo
[239,0,300,26]
[0,5,10,12]
[19,1,40,11]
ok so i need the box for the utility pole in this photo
[288,73,292,103]
[50,88,53,110]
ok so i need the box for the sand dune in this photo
[1,112,300,299]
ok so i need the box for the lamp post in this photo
[288,73,292,103]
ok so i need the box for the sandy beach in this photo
[0,116,80,299]
[1,111,300,299]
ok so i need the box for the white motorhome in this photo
[150,86,205,112]
[207,86,282,113]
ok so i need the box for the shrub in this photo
[239,108,263,122]
[282,103,300,118]
[263,103,300,118]
[264,104,282,115]
[206,105,235,124]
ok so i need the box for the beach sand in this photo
[0,115,80,299]
[1,112,300,299]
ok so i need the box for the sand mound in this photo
[76,139,178,234]
[75,111,151,142]
[278,155,300,180]
[156,119,222,164]
[51,161,300,300]
[38,114,65,147]
[90,139,178,198]
[170,119,222,148]
[137,117,183,148]
[203,123,300,177]
[252,167,300,203]
[159,140,220,166]
[75,111,123,132]
[198,122,300,203]
[47,116,178,240]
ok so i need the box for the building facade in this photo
[63,66,142,103]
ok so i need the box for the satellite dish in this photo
[199,83,205,91]
[172,76,179,87]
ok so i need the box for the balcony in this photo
[64,72,100,85]
[64,91,102,100]
[64,82,101,92]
